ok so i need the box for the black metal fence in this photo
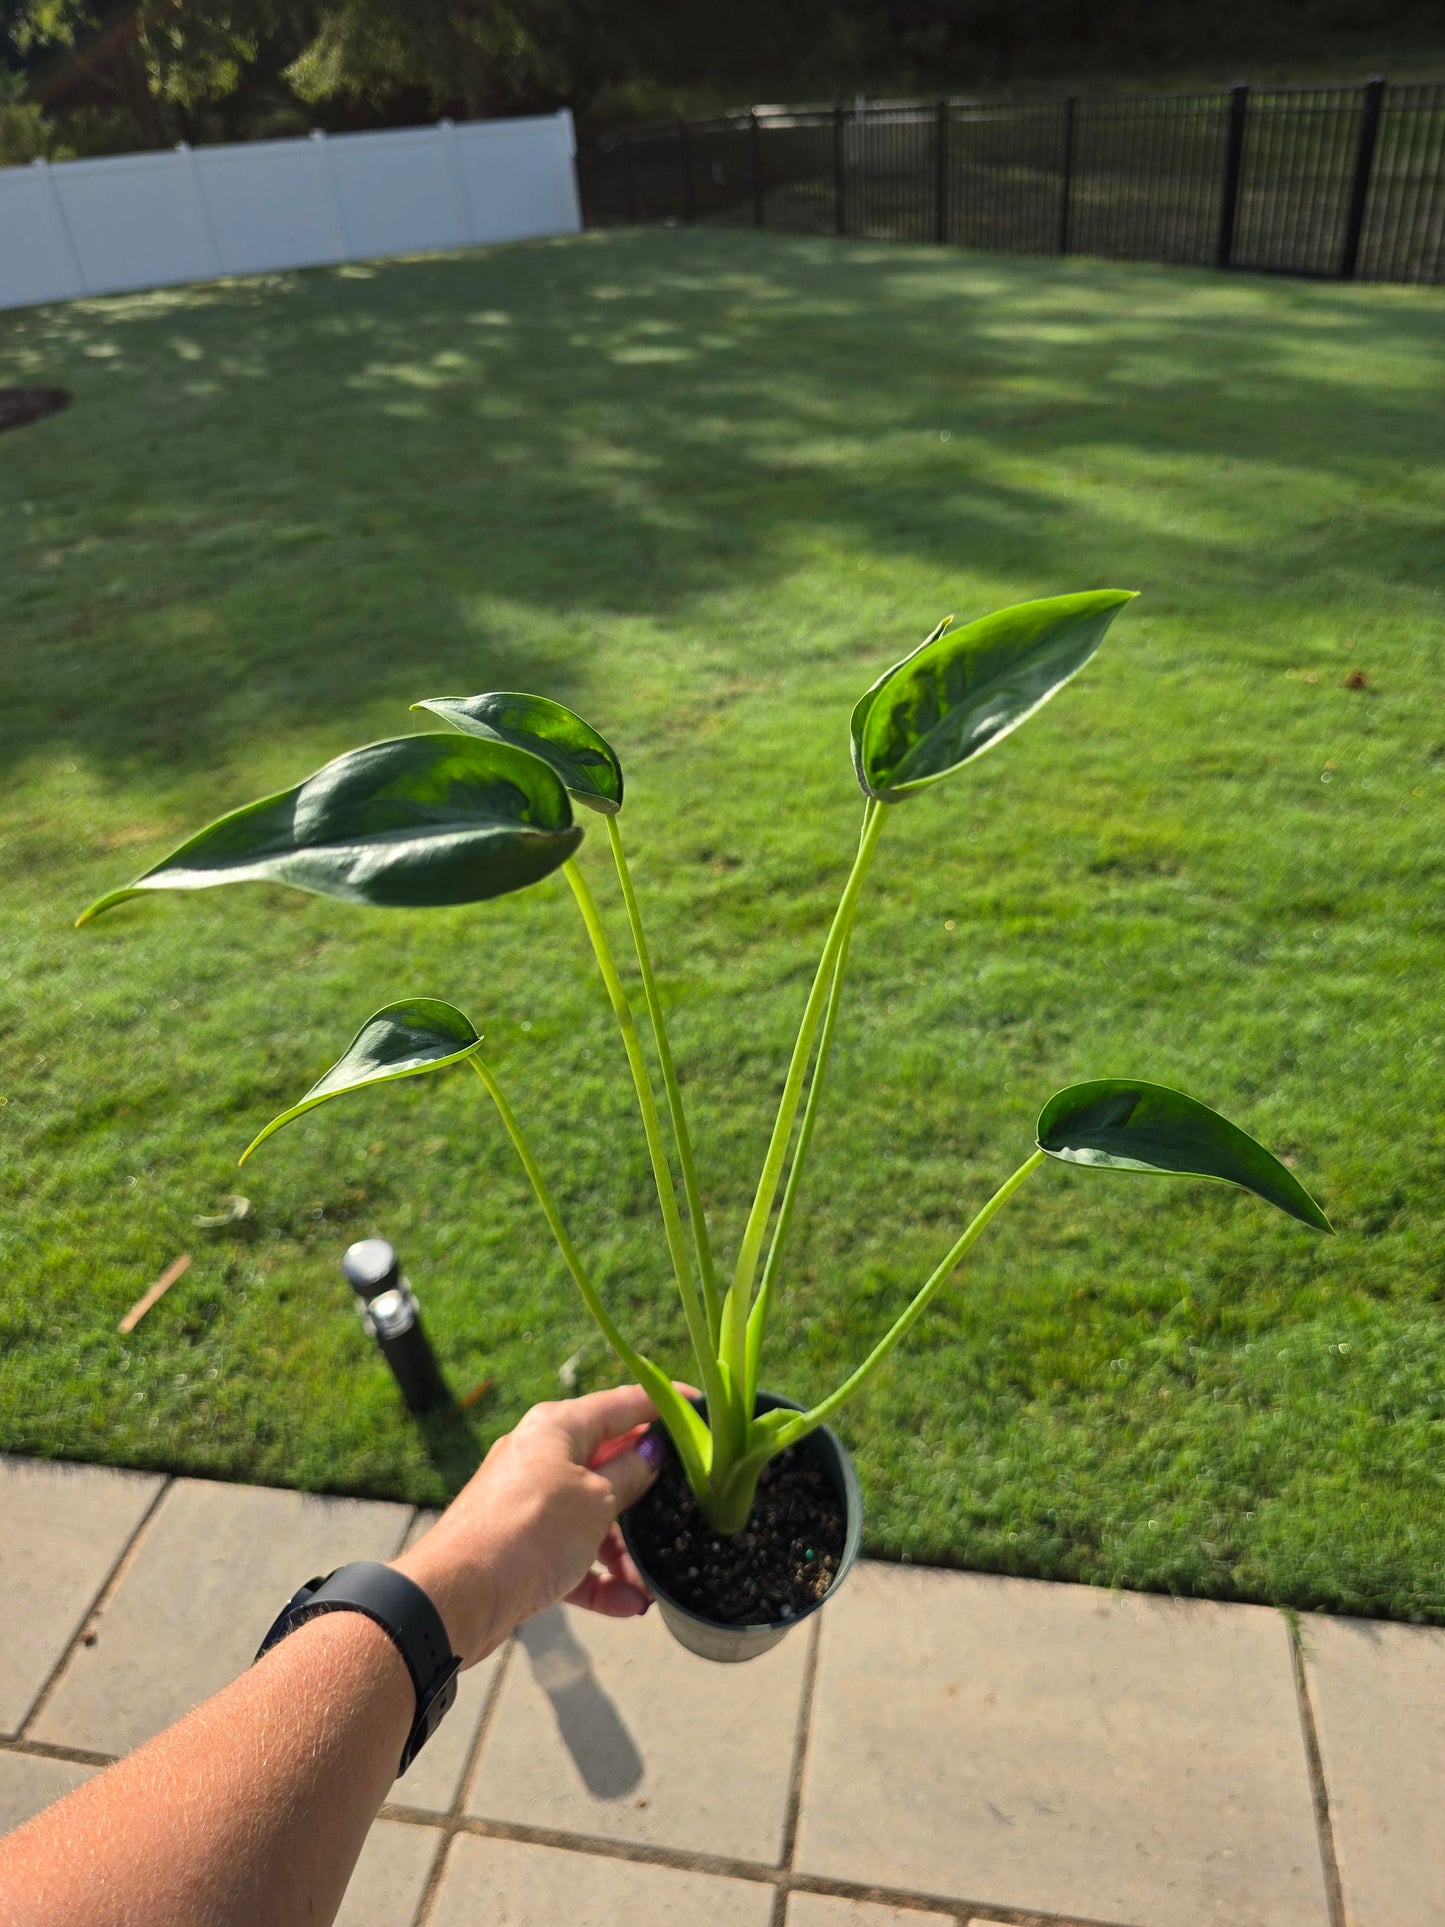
[578,79,1445,285]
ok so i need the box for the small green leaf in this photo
[78,734,582,923]
[1036,1079,1333,1232]
[414,692,623,815]
[852,590,1137,802]
[240,999,483,1163]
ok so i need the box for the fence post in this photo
[1216,82,1250,269]
[32,157,88,296]
[1340,76,1386,280]
[310,129,348,263]
[1058,96,1078,254]
[678,121,695,223]
[176,141,224,277]
[833,103,846,235]
[934,98,949,244]
[622,135,637,224]
[437,119,470,245]
[749,111,765,227]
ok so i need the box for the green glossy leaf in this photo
[852,590,1137,802]
[240,999,483,1163]
[1036,1079,1332,1232]
[414,691,623,815]
[78,734,582,923]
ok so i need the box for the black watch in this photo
[255,1561,462,1776]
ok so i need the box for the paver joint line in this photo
[465,1597,810,1863]
[1289,1622,1347,1927]
[782,1618,824,1842]
[1297,1614,1445,1927]
[783,1870,1135,1927]
[450,1814,780,1883]
[414,1813,1142,1927]
[0,1734,1162,1927]
[1,1739,117,1772]
[15,1473,172,1742]
[795,1563,1333,1926]
[10,1462,1402,1927]
[770,1614,824,1927]
[408,1630,517,1927]
[365,1506,439,1911]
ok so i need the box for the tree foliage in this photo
[2,0,1439,159]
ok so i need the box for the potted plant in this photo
[81,591,1331,1661]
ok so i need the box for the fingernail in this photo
[638,1431,666,1471]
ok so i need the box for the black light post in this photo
[342,1238,449,1415]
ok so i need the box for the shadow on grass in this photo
[413,1395,484,1495]
[1,227,1439,780]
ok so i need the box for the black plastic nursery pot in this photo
[619,1391,864,1664]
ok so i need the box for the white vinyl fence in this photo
[0,111,581,313]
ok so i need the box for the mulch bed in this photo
[0,388,71,432]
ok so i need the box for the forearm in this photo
[0,1611,413,1927]
[0,1388,660,1927]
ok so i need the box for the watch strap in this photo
[255,1561,461,1776]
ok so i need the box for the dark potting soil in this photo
[0,388,70,433]
[626,1438,847,1625]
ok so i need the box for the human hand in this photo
[391,1385,666,1667]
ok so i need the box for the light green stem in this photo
[763,1148,1047,1462]
[605,813,721,1347]
[563,858,730,1430]
[744,921,853,1405]
[468,1057,642,1373]
[719,799,885,1385]
[468,1057,712,1490]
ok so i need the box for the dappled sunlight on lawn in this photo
[3,229,1439,780]
[0,230,1441,1618]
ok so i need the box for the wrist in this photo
[261,1605,415,1782]
[256,1562,464,1776]
[289,1603,415,1710]
[390,1536,513,1668]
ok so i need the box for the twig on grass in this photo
[118,1254,191,1333]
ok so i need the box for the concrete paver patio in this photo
[2,1453,1440,1927]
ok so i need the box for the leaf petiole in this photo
[767,1147,1047,1457]
[468,1055,712,1488]
[562,857,736,1442]
[605,813,721,1347]
[719,798,885,1386]
[744,920,853,1407]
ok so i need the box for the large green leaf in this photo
[852,590,1137,802]
[414,691,623,815]
[240,999,484,1163]
[78,734,582,923]
[1036,1079,1332,1232]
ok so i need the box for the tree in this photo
[286,0,576,119]
[6,2,311,148]
[5,0,1442,160]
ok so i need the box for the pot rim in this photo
[620,1389,864,1638]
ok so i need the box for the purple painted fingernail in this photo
[638,1431,666,1471]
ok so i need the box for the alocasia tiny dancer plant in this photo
[81,591,1332,1536]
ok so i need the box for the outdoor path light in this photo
[80,590,1332,1654]
[342,1237,450,1416]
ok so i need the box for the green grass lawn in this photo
[2,229,1442,1620]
